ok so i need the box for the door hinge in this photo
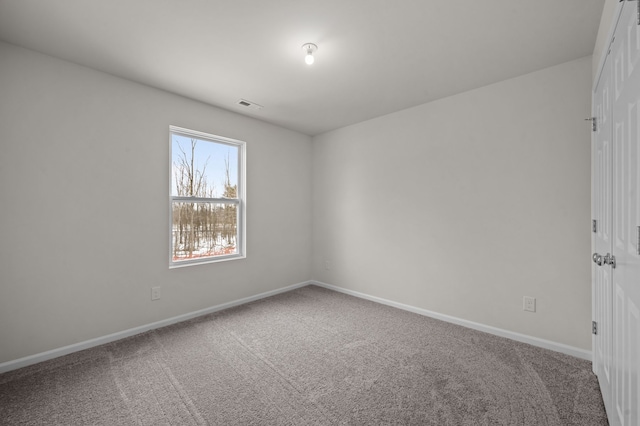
[592,219,597,233]
[592,321,598,335]
[585,117,597,132]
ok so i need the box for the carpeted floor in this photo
[0,285,608,425]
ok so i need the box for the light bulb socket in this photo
[302,43,318,64]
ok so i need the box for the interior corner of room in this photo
[0,0,636,424]
[0,43,594,367]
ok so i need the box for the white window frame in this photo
[169,125,246,268]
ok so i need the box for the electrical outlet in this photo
[523,296,536,312]
[151,286,161,301]
[325,260,331,270]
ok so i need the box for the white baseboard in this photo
[311,281,592,361]
[0,281,312,374]
[0,279,591,374]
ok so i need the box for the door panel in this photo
[627,302,639,426]
[594,40,614,417]
[610,3,640,425]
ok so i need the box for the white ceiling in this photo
[0,0,604,136]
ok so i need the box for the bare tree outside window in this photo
[170,127,244,266]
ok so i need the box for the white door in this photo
[611,3,640,425]
[593,41,614,417]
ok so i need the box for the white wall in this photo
[312,57,593,350]
[0,36,596,364]
[0,42,312,364]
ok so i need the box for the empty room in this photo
[0,0,637,425]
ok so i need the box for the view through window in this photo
[170,126,245,266]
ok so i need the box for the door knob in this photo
[593,253,603,266]
[604,253,617,268]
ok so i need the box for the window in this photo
[169,126,245,267]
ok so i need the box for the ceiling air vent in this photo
[237,99,263,110]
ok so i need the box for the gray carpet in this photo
[0,285,608,425]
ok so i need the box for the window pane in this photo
[171,202,238,261]
[171,134,239,199]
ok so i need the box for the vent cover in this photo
[237,99,263,110]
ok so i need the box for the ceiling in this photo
[0,0,604,136]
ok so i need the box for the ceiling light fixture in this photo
[302,43,317,65]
